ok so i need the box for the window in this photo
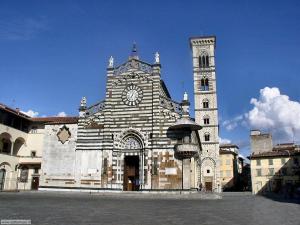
[205,55,209,67]
[281,158,286,165]
[31,151,36,157]
[199,54,209,68]
[203,116,210,125]
[34,168,39,174]
[256,169,262,176]
[207,169,210,174]
[269,168,274,176]
[204,133,210,142]
[256,159,261,166]
[268,159,273,165]
[200,78,209,91]
[20,167,28,182]
[203,99,209,108]
[149,133,153,139]
[199,56,203,68]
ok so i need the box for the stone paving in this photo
[0,191,299,225]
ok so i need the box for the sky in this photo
[1,0,300,157]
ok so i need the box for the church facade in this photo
[0,36,220,192]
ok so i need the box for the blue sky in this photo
[1,0,300,157]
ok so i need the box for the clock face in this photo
[127,90,138,102]
[122,84,143,106]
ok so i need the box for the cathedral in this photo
[0,36,220,193]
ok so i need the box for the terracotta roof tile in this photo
[219,149,237,155]
[249,149,300,159]
[0,103,31,119]
[31,117,78,124]
[0,102,78,125]
[220,144,239,149]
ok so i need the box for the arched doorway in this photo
[121,135,143,191]
[200,157,216,192]
[0,169,6,190]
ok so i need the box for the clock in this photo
[122,84,143,106]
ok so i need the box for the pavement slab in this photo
[0,192,299,225]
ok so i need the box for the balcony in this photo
[19,156,42,165]
[175,143,199,158]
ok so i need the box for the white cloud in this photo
[221,86,300,142]
[57,111,67,117]
[247,87,300,141]
[222,115,245,131]
[21,110,39,117]
[219,137,231,144]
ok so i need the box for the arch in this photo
[0,132,12,154]
[200,78,209,91]
[201,157,216,166]
[205,55,209,67]
[204,132,210,142]
[114,128,146,150]
[199,56,203,68]
[0,162,12,173]
[120,134,143,150]
[202,99,209,108]
[199,157,217,192]
[201,56,206,67]
[13,137,26,156]
[199,52,210,68]
[203,115,210,125]
[0,132,12,141]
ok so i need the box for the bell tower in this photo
[190,36,220,192]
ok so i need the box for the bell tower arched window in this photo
[203,115,210,125]
[205,55,209,67]
[203,99,209,108]
[204,133,210,142]
[200,78,209,91]
[199,54,209,68]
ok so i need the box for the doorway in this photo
[205,182,213,192]
[0,169,5,190]
[123,156,139,191]
[31,176,39,190]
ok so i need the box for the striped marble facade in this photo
[40,49,204,191]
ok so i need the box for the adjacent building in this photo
[219,144,239,190]
[0,103,77,191]
[249,130,300,195]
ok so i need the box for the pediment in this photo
[114,59,153,76]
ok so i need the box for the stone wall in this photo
[40,123,77,187]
